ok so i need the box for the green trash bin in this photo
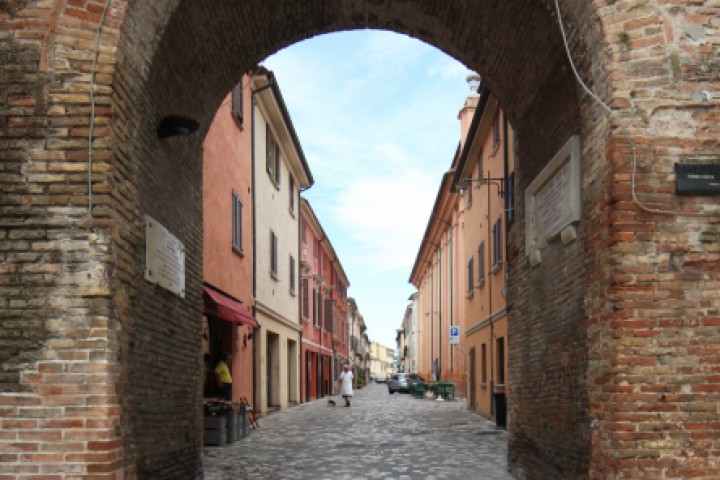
[412,382,427,399]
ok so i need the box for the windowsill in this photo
[290,289,297,297]
[232,246,245,258]
[289,208,296,219]
[480,382,488,388]
[270,272,279,281]
[476,279,485,289]
[465,290,474,299]
[491,263,502,274]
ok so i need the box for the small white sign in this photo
[449,325,460,345]
[144,214,185,298]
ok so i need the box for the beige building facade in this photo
[251,68,313,416]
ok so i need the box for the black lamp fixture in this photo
[157,115,199,139]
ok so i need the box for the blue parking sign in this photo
[449,325,460,344]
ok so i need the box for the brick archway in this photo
[1,1,718,479]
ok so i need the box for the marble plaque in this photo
[144,214,186,298]
[525,135,581,258]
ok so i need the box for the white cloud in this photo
[262,30,468,347]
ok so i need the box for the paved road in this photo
[203,382,514,479]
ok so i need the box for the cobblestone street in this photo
[203,382,513,479]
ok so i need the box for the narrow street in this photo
[203,382,513,479]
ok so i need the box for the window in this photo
[492,110,501,153]
[505,172,515,224]
[324,298,333,331]
[270,231,278,278]
[466,179,472,208]
[492,217,502,269]
[265,124,281,187]
[301,220,307,245]
[466,257,474,296]
[313,238,318,259]
[313,288,319,326]
[232,191,243,254]
[231,82,243,127]
[289,255,296,294]
[289,176,295,213]
[302,278,309,319]
[477,242,485,286]
[481,343,487,384]
[496,337,505,385]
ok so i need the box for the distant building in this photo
[299,198,349,402]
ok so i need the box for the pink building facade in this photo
[299,199,350,402]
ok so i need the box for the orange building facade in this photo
[409,76,514,424]
[202,80,258,404]
[452,83,514,426]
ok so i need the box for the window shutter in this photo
[289,255,296,293]
[324,298,333,331]
[302,279,309,318]
[232,191,243,252]
[266,124,274,176]
[467,257,474,294]
[231,82,243,126]
[270,231,278,276]
[478,242,484,283]
[275,144,281,185]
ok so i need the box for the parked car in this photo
[374,372,387,383]
[388,373,425,394]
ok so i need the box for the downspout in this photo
[251,79,271,410]
[487,168,494,417]
[430,266,434,380]
[449,226,453,375]
[438,249,442,379]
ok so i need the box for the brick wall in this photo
[1,1,718,479]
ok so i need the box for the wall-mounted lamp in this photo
[456,175,505,198]
[157,115,199,139]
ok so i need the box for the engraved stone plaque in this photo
[525,135,581,259]
[144,214,186,298]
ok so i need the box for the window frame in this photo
[466,256,474,298]
[477,241,485,287]
[270,230,278,279]
[289,254,296,295]
[231,190,243,255]
[492,217,502,271]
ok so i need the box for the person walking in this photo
[338,364,354,407]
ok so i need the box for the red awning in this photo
[203,287,259,328]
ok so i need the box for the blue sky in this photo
[263,30,471,350]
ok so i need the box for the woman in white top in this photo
[338,364,354,407]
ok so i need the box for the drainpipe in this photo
[449,226,453,375]
[430,266,434,380]
[487,168,494,417]
[438,249,442,380]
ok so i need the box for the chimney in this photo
[458,72,481,148]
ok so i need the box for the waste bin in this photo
[204,415,227,446]
[237,405,250,438]
[226,411,238,443]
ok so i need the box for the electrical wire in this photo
[553,0,717,217]
[87,0,111,219]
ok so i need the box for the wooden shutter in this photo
[231,82,243,126]
[324,298,333,331]
[266,124,274,176]
[302,279,309,318]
